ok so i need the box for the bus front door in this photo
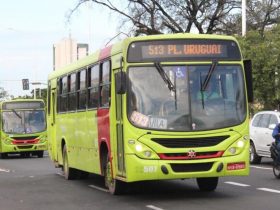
[115,71,125,176]
[50,88,58,163]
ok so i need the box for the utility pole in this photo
[242,0,247,36]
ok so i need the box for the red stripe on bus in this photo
[158,151,224,160]
[99,45,112,60]
[97,108,111,170]
[12,139,39,145]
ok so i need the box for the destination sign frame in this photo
[2,102,44,110]
[127,39,241,62]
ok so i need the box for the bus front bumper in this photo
[1,142,48,153]
[123,149,249,182]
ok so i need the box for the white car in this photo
[250,110,280,164]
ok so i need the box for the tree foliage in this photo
[238,25,280,110]
[71,0,242,35]
[0,87,11,101]
[72,0,280,35]
[247,0,280,36]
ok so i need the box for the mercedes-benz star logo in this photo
[187,150,196,158]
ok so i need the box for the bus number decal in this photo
[144,166,157,173]
[148,117,167,129]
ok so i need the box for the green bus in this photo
[0,99,47,158]
[47,33,253,194]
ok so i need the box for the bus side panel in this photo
[79,110,100,174]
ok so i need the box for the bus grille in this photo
[170,162,213,172]
[17,146,34,149]
[12,136,39,140]
[151,136,229,148]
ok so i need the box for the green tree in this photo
[70,0,241,35]
[238,25,280,110]
[0,87,13,101]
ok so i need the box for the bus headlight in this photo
[38,135,47,142]
[129,140,159,159]
[225,139,247,156]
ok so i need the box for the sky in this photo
[0,0,122,97]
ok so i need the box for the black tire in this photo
[273,163,280,179]
[62,145,78,180]
[37,151,44,158]
[79,171,89,179]
[196,177,218,191]
[250,142,262,164]
[104,154,125,195]
[0,153,8,159]
[20,152,30,158]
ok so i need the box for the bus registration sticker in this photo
[149,117,167,129]
[131,111,149,127]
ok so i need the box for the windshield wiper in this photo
[201,60,218,91]
[155,62,176,92]
[12,109,22,119]
[199,61,218,109]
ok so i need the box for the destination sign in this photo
[2,102,44,110]
[144,44,224,57]
[127,39,241,62]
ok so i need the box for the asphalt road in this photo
[1,155,279,210]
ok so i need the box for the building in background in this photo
[53,37,89,70]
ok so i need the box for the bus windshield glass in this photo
[128,65,246,131]
[2,110,46,134]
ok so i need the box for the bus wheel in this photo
[0,153,8,159]
[20,152,30,158]
[104,155,124,195]
[62,145,78,180]
[250,142,262,164]
[79,171,89,179]
[196,177,218,191]
[273,163,280,179]
[37,151,44,158]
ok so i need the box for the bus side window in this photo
[68,73,77,111]
[100,60,111,107]
[88,65,99,108]
[77,69,87,110]
[59,76,68,112]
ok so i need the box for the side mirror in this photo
[115,71,127,94]
[244,59,254,103]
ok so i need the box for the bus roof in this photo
[48,33,239,80]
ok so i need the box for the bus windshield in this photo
[128,64,246,131]
[2,110,46,134]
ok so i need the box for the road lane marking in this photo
[257,188,280,194]
[250,165,272,170]
[146,205,164,210]
[224,181,250,187]
[0,168,10,173]
[88,185,109,193]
